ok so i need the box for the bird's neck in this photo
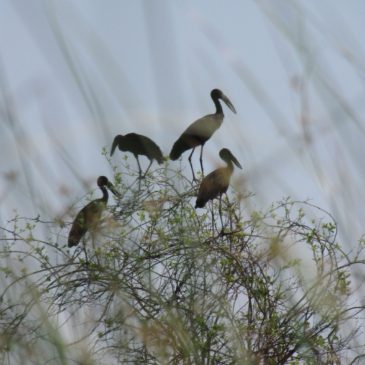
[226,161,234,174]
[213,97,223,115]
[100,186,109,202]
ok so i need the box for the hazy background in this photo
[1,0,364,248]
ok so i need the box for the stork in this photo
[195,148,242,209]
[68,176,120,247]
[169,89,236,180]
[111,133,163,178]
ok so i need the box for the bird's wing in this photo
[197,168,228,203]
[170,114,222,159]
[68,205,90,247]
[183,114,221,140]
[68,200,105,247]
[137,135,164,163]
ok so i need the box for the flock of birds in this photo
[68,89,242,248]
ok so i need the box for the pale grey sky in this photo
[1,0,364,245]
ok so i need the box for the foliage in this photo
[0,161,365,364]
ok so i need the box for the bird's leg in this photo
[143,160,153,178]
[219,194,224,234]
[135,155,142,179]
[82,238,89,265]
[211,202,216,234]
[199,145,205,177]
[188,148,196,181]
[225,192,239,223]
[91,231,101,267]
[224,192,233,231]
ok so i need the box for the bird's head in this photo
[211,89,236,114]
[97,176,121,198]
[110,135,124,156]
[219,148,242,169]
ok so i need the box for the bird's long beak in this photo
[230,153,242,169]
[110,136,119,156]
[107,182,121,198]
[221,94,237,114]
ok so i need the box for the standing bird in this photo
[111,133,163,177]
[195,148,242,209]
[68,176,120,248]
[169,89,236,180]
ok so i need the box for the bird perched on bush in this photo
[68,176,120,247]
[111,133,163,177]
[170,89,236,180]
[195,148,242,209]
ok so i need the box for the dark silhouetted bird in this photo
[68,176,120,248]
[195,148,242,209]
[111,133,163,177]
[169,89,236,180]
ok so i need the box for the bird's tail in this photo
[68,235,79,248]
[156,155,164,165]
[169,139,190,160]
[151,146,164,164]
[68,222,86,247]
[195,198,206,209]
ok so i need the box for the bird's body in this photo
[195,167,231,208]
[169,113,223,160]
[111,133,163,177]
[169,89,236,179]
[195,148,242,208]
[68,176,120,248]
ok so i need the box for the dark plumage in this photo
[111,133,163,177]
[68,176,120,248]
[195,149,242,208]
[169,89,236,179]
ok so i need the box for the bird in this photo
[195,148,242,209]
[169,89,236,180]
[111,133,163,177]
[68,176,120,248]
